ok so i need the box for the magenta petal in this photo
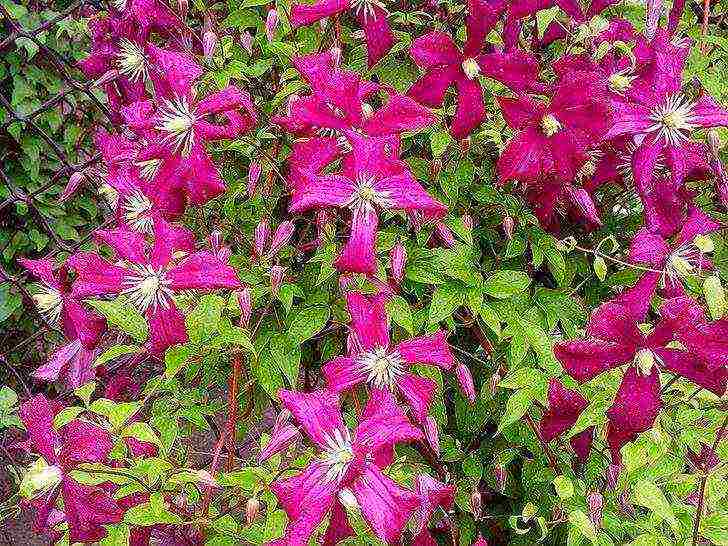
[691,94,728,128]
[629,228,670,267]
[477,50,541,94]
[180,145,226,205]
[18,258,61,289]
[335,207,379,274]
[94,228,147,263]
[147,44,202,97]
[413,474,455,534]
[346,292,390,351]
[539,379,588,442]
[259,422,301,464]
[408,65,459,109]
[279,389,345,449]
[654,348,727,396]
[374,172,447,216]
[68,253,129,299]
[566,186,601,225]
[608,273,661,324]
[358,7,395,67]
[498,127,549,183]
[351,464,419,545]
[606,366,661,464]
[498,95,542,129]
[322,499,355,546]
[64,347,98,390]
[145,304,188,356]
[18,394,60,463]
[323,356,367,393]
[396,331,454,370]
[62,299,106,349]
[363,94,437,136]
[61,479,123,543]
[150,217,196,269]
[167,252,241,291]
[34,340,82,384]
[451,77,486,139]
[397,373,437,423]
[570,427,594,463]
[354,388,423,461]
[290,0,349,27]
[59,421,113,466]
[456,362,476,403]
[631,134,664,193]
[555,339,634,382]
[288,173,356,213]
[410,31,461,69]
[605,99,652,140]
[676,206,720,247]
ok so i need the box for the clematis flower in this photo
[107,0,181,38]
[497,71,610,184]
[289,0,394,67]
[68,220,241,354]
[323,292,455,423]
[605,33,728,191]
[411,474,455,546]
[18,394,123,542]
[555,282,727,461]
[269,388,423,545]
[290,130,447,273]
[538,379,594,463]
[628,206,720,299]
[408,0,542,138]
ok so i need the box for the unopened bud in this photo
[489,372,501,395]
[240,31,253,56]
[253,219,270,258]
[270,265,285,295]
[456,362,476,404]
[423,415,440,455]
[202,30,218,59]
[462,214,473,231]
[494,464,507,493]
[265,9,278,42]
[470,486,482,518]
[435,222,456,249]
[268,221,295,258]
[246,497,260,525]
[389,242,407,285]
[209,230,223,251]
[236,287,252,329]
[248,161,261,195]
[618,489,636,518]
[502,216,514,240]
[177,0,188,18]
[60,171,85,202]
[606,463,621,490]
[587,490,603,529]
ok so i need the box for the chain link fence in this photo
[0,0,115,385]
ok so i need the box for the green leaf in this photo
[553,475,574,499]
[703,275,725,319]
[631,480,680,535]
[88,296,149,342]
[74,382,96,406]
[124,493,183,525]
[95,345,139,367]
[568,509,598,544]
[53,406,85,428]
[287,305,329,343]
[186,294,225,343]
[483,270,531,299]
[386,295,414,334]
[593,256,607,281]
[270,334,301,386]
[99,524,130,546]
[429,283,463,324]
[497,388,535,433]
[430,129,453,157]
[164,344,193,379]
[122,422,160,446]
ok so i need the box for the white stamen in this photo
[32,287,63,325]
[350,0,387,21]
[121,264,173,312]
[607,71,636,94]
[461,58,480,80]
[135,158,164,181]
[356,346,405,389]
[540,114,562,137]
[122,189,154,233]
[647,94,698,146]
[116,39,148,82]
[346,173,394,212]
[155,95,197,156]
[320,429,354,484]
[112,0,128,10]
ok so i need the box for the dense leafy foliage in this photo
[2,0,728,545]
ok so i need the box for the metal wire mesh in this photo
[0,0,114,381]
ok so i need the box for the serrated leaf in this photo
[483,270,531,299]
[287,305,329,343]
[429,283,463,324]
[88,296,149,342]
[386,295,414,334]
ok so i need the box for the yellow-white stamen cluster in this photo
[647,94,698,146]
[357,346,405,389]
[121,264,173,311]
[156,96,197,156]
[320,429,354,484]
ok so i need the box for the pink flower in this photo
[18,395,123,543]
[289,1,394,67]
[412,474,455,545]
[322,292,454,422]
[538,379,594,463]
[290,131,446,273]
[68,220,241,354]
[269,388,422,545]
[408,1,541,138]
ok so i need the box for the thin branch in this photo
[691,414,728,546]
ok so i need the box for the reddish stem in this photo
[701,0,711,53]
[225,353,242,471]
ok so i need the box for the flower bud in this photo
[606,463,621,490]
[177,0,188,18]
[60,171,86,202]
[488,371,501,395]
[456,362,476,404]
[435,222,456,249]
[618,489,636,518]
[240,31,254,55]
[462,214,473,231]
[236,287,252,329]
[202,30,218,60]
[470,485,482,518]
[248,161,261,195]
[253,219,270,258]
[246,497,260,525]
[494,464,507,493]
[587,490,603,529]
[265,9,278,42]
[270,265,285,295]
[423,415,440,455]
[268,221,295,258]
[389,242,407,285]
[502,216,514,240]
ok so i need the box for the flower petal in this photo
[18,394,60,463]
[395,331,454,370]
[408,65,460,108]
[288,172,356,213]
[690,94,728,128]
[94,227,147,263]
[279,389,345,449]
[68,253,130,300]
[322,499,355,546]
[290,0,349,27]
[357,7,395,67]
[397,373,437,423]
[145,303,188,356]
[323,356,367,394]
[477,50,541,93]
[59,421,113,466]
[61,479,123,543]
[413,474,455,534]
[335,207,379,274]
[654,348,727,396]
[410,31,461,69]
[167,251,241,291]
[451,76,486,139]
[34,340,82,384]
[555,339,635,382]
[363,94,437,136]
[345,292,390,351]
[373,172,447,216]
[629,228,670,267]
